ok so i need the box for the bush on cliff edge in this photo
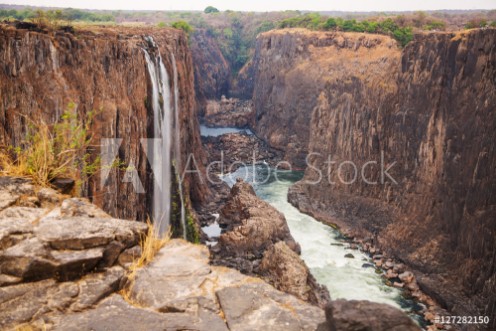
[0,102,98,191]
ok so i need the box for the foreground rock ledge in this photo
[0,177,420,330]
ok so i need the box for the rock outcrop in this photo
[250,28,496,326]
[0,177,146,329]
[0,24,210,226]
[202,96,254,128]
[212,179,329,307]
[0,176,421,330]
[202,132,282,173]
[326,300,420,331]
[128,239,327,331]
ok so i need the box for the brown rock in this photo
[260,241,329,307]
[326,299,421,331]
[217,179,299,258]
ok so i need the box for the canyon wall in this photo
[0,24,210,225]
[252,30,400,167]
[190,30,231,116]
[252,29,496,325]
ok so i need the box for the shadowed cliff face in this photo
[251,29,400,167]
[190,30,231,116]
[251,29,496,325]
[0,25,210,223]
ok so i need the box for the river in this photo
[221,165,425,325]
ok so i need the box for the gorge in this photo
[0,7,495,331]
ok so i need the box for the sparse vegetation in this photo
[0,103,98,190]
[0,8,115,23]
[120,220,171,304]
[278,14,415,47]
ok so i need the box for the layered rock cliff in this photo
[252,29,400,167]
[0,24,210,227]
[190,30,231,116]
[250,28,496,326]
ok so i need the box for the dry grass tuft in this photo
[0,103,98,191]
[119,219,171,305]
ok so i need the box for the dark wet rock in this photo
[344,253,355,259]
[50,177,76,195]
[326,299,421,331]
[361,263,375,269]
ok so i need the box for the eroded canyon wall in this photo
[252,29,496,325]
[190,30,231,116]
[252,29,400,167]
[0,25,210,223]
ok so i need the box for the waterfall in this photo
[171,53,187,240]
[142,38,172,237]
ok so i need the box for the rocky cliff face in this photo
[0,24,210,225]
[190,30,231,116]
[211,179,330,308]
[252,28,496,325]
[251,29,400,167]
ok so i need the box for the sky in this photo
[3,0,496,12]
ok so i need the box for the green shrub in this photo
[204,6,220,14]
[171,21,193,34]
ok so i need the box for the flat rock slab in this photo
[35,216,147,250]
[130,239,326,330]
[0,197,147,283]
[50,294,228,331]
[217,284,328,331]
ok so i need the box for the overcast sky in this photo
[3,0,496,12]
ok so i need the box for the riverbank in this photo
[199,128,443,330]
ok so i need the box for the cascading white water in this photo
[221,165,425,325]
[171,53,187,239]
[142,38,172,236]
